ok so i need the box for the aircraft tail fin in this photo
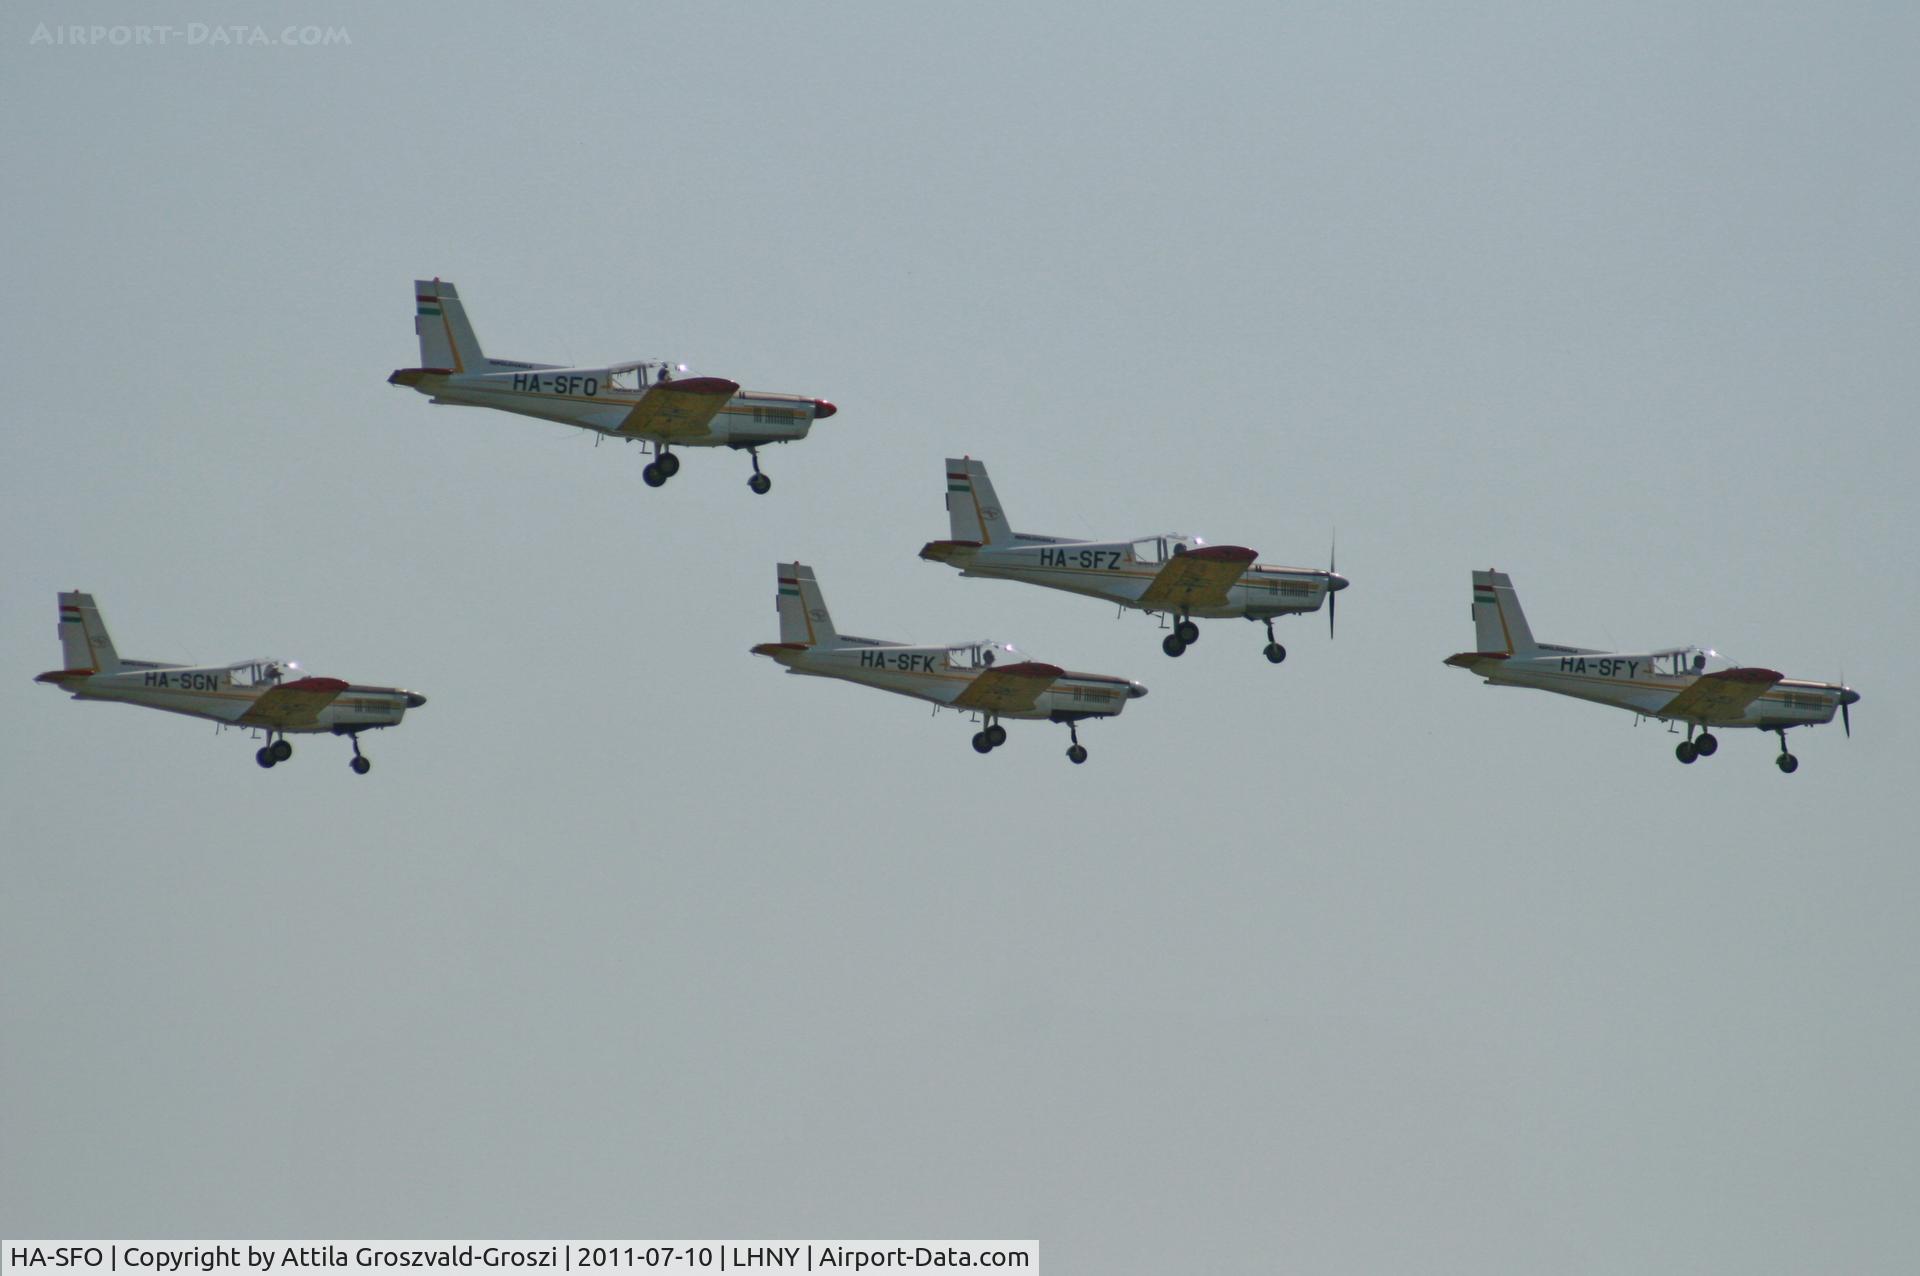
[778,563,840,648]
[413,279,487,372]
[945,458,1015,546]
[58,592,122,673]
[1472,569,1541,655]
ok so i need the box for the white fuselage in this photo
[755,641,1144,721]
[1460,650,1846,729]
[398,365,829,448]
[932,540,1337,620]
[43,662,424,733]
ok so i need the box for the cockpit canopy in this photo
[957,641,1023,669]
[1128,535,1207,565]
[603,361,690,391]
[232,659,299,687]
[1649,647,1735,677]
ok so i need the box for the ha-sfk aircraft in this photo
[921,458,1349,662]
[34,592,427,774]
[389,279,837,494]
[1445,570,1859,773]
[751,563,1147,763]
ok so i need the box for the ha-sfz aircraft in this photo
[389,279,837,494]
[34,592,426,774]
[1444,570,1859,773]
[921,458,1349,662]
[751,563,1147,763]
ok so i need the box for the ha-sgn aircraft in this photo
[34,592,427,774]
[751,563,1147,763]
[1444,570,1860,773]
[920,458,1348,662]
[389,279,837,494]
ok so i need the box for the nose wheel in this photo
[1064,721,1089,765]
[1262,618,1288,664]
[1774,728,1798,774]
[348,734,372,775]
[746,448,772,495]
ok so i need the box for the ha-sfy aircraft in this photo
[1444,570,1860,773]
[389,279,837,494]
[34,592,426,774]
[920,458,1348,662]
[751,563,1147,763]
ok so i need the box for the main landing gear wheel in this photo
[656,450,681,478]
[1694,732,1718,757]
[748,473,772,495]
[351,756,372,775]
[256,746,276,769]
[642,462,667,487]
[1777,753,1799,774]
[972,732,994,754]
[271,738,293,762]
[1162,633,1187,657]
[985,723,1008,748]
[1675,740,1699,764]
[1067,744,1088,765]
[1175,619,1200,644]
[1264,642,1287,664]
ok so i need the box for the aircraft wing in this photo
[952,661,1066,714]
[1137,545,1259,610]
[614,377,741,440]
[1656,667,1784,722]
[239,676,350,729]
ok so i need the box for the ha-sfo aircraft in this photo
[751,563,1147,763]
[389,279,837,494]
[34,592,427,774]
[920,458,1349,662]
[1444,569,1860,773]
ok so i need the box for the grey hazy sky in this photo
[4,3,1916,1271]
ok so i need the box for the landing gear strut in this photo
[1263,618,1287,665]
[746,448,772,495]
[348,734,371,775]
[971,717,1008,754]
[1065,721,1088,765]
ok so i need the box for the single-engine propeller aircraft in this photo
[920,458,1349,662]
[34,592,427,774]
[751,562,1147,763]
[1444,569,1860,773]
[389,279,837,494]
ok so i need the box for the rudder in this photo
[1471,569,1539,654]
[414,279,487,372]
[58,591,122,673]
[778,563,839,648]
[945,458,1013,546]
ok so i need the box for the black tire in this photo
[272,738,293,761]
[748,473,772,495]
[1676,740,1698,764]
[1777,753,1799,774]
[642,462,666,487]
[1162,634,1186,657]
[350,756,371,775]
[1695,732,1718,756]
[1176,620,1200,644]
[985,724,1008,748]
[657,451,681,477]
[1264,642,1287,664]
[1067,744,1088,765]
[256,747,275,769]
[972,732,993,754]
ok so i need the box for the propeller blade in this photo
[1327,535,1338,639]
[1843,700,1851,738]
